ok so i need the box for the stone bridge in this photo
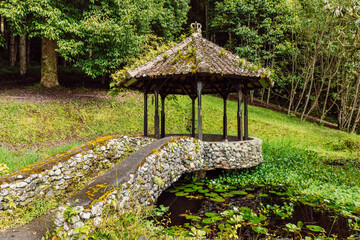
[0,134,262,239]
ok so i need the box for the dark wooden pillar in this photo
[144,93,148,136]
[244,82,249,140]
[154,90,160,139]
[237,89,243,141]
[223,96,227,140]
[197,81,203,140]
[191,97,196,137]
[161,95,166,138]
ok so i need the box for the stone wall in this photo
[0,136,155,211]
[54,136,263,238]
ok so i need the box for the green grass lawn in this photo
[1,87,360,237]
[0,88,359,173]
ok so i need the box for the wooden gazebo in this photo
[121,23,272,141]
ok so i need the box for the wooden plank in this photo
[237,90,243,141]
[244,82,248,140]
[192,97,195,137]
[197,81,203,141]
[154,90,160,139]
[223,97,227,140]
[144,93,148,136]
[161,95,166,138]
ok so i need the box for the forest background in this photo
[1,0,360,134]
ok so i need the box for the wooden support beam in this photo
[161,95,166,138]
[237,89,243,141]
[197,81,203,141]
[223,96,227,140]
[144,93,148,137]
[244,82,248,140]
[154,90,160,139]
[192,97,196,137]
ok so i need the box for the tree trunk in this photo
[350,100,360,133]
[266,87,271,105]
[9,33,16,66]
[301,73,314,122]
[19,34,26,75]
[41,38,59,88]
[346,74,360,132]
[26,37,31,66]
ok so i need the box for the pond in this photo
[154,175,359,239]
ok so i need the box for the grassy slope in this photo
[0,89,359,173]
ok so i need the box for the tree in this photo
[0,0,190,87]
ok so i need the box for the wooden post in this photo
[244,82,249,140]
[192,97,196,137]
[223,96,227,140]
[144,93,148,136]
[197,81,203,141]
[154,90,160,139]
[161,95,166,138]
[237,89,243,141]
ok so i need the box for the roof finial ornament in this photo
[190,22,202,34]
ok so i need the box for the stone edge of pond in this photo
[54,136,263,239]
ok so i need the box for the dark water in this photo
[156,185,354,239]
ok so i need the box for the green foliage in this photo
[210,0,293,66]
[0,0,189,78]
[259,202,295,219]
[151,204,169,217]
[210,140,360,212]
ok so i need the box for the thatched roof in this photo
[122,24,273,95]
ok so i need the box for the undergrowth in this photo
[211,140,360,214]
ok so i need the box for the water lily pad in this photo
[202,218,217,224]
[259,193,268,197]
[210,197,225,202]
[185,195,203,200]
[246,194,255,198]
[205,192,219,197]
[198,189,209,193]
[214,188,227,192]
[185,214,202,221]
[192,186,203,190]
[246,188,255,191]
[184,188,196,193]
[175,191,189,197]
[184,184,196,188]
[230,190,247,195]
[228,186,237,190]
[205,212,218,217]
[221,193,234,198]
